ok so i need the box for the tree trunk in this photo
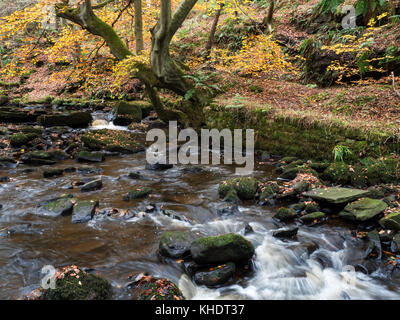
[204,3,223,59]
[56,0,206,128]
[134,0,144,54]
[262,0,274,33]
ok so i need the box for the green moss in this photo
[274,207,297,221]
[10,133,36,147]
[218,177,258,200]
[42,267,111,300]
[323,163,351,185]
[124,187,152,200]
[138,279,184,300]
[366,158,400,185]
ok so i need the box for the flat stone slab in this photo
[303,187,369,204]
[339,198,387,221]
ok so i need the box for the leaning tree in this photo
[55,0,209,128]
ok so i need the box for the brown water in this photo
[1,126,400,300]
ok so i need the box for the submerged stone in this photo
[123,187,152,200]
[81,179,103,192]
[190,233,255,265]
[43,168,64,178]
[339,198,387,222]
[72,200,99,223]
[303,187,370,204]
[77,151,104,163]
[273,227,298,239]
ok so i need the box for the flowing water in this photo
[1,120,400,300]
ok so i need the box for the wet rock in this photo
[41,265,111,300]
[77,151,105,163]
[300,211,326,223]
[391,233,400,253]
[21,151,56,165]
[159,231,196,259]
[190,233,255,265]
[379,212,400,231]
[38,112,92,128]
[274,207,297,222]
[379,229,396,242]
[10,133,35,147]
[216,203,239,216]
[64,166,77,173]
[181,165,204,174]
[0,223,32,237]
[0,176,10,182]
[77,166,103,175]
[0,107,44,123]
[81,179,103,192]
[303,187,369,204]
[223,189,240,203]
[218,177,258,201]
[145,163,173,171]
[281,156,298,164]
[305,202,320,213]
[367,187,386,199]
[47,149,69,161]
[339,198,387,222]
[161,209,189,222]
[273,227,298,239]
[128,171,142,179]
[243,223,254,235]
[292,202,306,212]
[365,230,382,259]
[194,262,236,287]
[38,195,75,217]
[135,276,184,300]
[123,187,152,200]
[259,182,280,205]
[72,200,99,223]
[43,168,64,178]
[0,156,16,168]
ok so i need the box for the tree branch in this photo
[167,0,198,42]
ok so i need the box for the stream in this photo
[1,118,400,300]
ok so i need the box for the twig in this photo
[392,72,400,97]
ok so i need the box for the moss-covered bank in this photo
[205,101,400,162]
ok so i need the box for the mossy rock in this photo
[72,200,99,224]
[10,133,37,147]
[123,187,152,200]
[113,101,143,125]
[259,182,280,202]
[20,126,44,135]
[38,112,92,128]
[305,202,320,213]
[190,233,255,265]
[365,158,400,185]
[284,159,304,170]
[274,207,297,221]
[42,266,111,300]
[43,168,64,178]
[38,195,75,217]
[21,151,56,165]
[194,262,236,287]
[300,211,326,223]
[138,278,184,300]
[81,129,144,154]
[281,157,298,164]
[339,198,387,222]
[323,162,351,185]
[218,177,258,200]
[280,166,318,180]
[77,151,105,163]
[349,164,368,188]
[379,212,400,231]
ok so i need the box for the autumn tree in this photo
[55,0,208,127]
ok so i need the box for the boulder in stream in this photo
[193,262,236,287]
[38,195,75,217]
[123,187,152,200]
[41,265,111,300]
[300,211,326,223]
[21,151,56,165]
[80,179,103,192]
[190,233,255,265]
[77,151,105,163]
[159,231,196,259]
[274,207,297,222]
[71,200,99,223]
[112,101,143,125]
[43,168,64,178]
[218,177,258,201]
[303,187,370,204]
